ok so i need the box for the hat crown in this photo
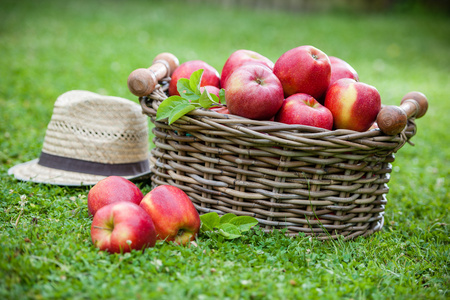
[41,90,148,164]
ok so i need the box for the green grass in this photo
[1,0,449,299]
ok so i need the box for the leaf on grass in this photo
[217,223,242,239]
[200,212,220,232]
[156,96,186,121]
[168,102,196,124]
[219,213,237,224]
[229,216,259,232]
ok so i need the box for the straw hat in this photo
[8,90,152,186]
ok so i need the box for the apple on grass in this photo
[220,49,274,90]
[140,185,200,246]
[225,64,284,120]
[169,60,220,96]
[275,93,333,130]
[324,78,381,132]
[91,201,157,253]
[329,56,359,85]
[274,45,331,99]
[88,176,144,217]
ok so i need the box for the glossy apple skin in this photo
[168,60,220,96]
[324,78,381,132]
[275,93,333,130]
[329,56,359,85]
[140,185,200,246]
[88,176,144,217]
[274,45,331,99]
[225,64,284,120]
[221,49,274,89]
[91,202,157,253]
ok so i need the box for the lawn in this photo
[0,0,449,299]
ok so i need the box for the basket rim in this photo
[140,90,413,154]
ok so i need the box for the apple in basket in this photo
[274,45,331,99]
[225,64,284,120]
[324,78,381,132]
[168,60,220,96]
[275,93,334,130]
[91,201,157,253]
[220,49,274,89]
[140,185,201,245]
[87,176,144,216]
[328,56,359,86]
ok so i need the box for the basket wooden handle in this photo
[127,52,179,97]
[377,91,428,135]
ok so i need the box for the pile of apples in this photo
[88,176,200,253]
[169,45,382,132]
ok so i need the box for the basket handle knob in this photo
[127,52,179,97]
[377,91,428,135]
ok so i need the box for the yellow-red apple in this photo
[225,64,284,120]
[221,49,274,89]
[275,93,333,130]
[274,45,331,99]
[324,78,381,132]
[169,60,220,96]
[91,201,157,253]
[88,176,144,217]
[140,185,200,246]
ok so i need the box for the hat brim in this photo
[8,156,154,186]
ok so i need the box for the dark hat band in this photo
[37,151,150,176]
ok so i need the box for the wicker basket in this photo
[139,81,418,240]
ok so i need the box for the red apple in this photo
[91,202,157,253]
[169,60,220,96]
[275,93,333,130]
[225,64,284,120]
[210,106,229,114]
[88,176,144,217]
[274,45,331,99]
[324,78,381,132]
[221,49,274,89]
[140,185,200,245]
[329,56,359,85]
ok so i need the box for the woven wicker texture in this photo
[142,83,417,240]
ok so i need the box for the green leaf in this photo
[156,96,186,121]
[168,102,196,124]
[177,78,199,101]
[229,216,259,232]
[198,89,214,108]
[219,88,226,105]
[200,212,220,232]
[219,213,237,224]
[209,93,220,106]
[217,223,242,239]
[189,69,204,93]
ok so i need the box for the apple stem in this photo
[177,229,185,237]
